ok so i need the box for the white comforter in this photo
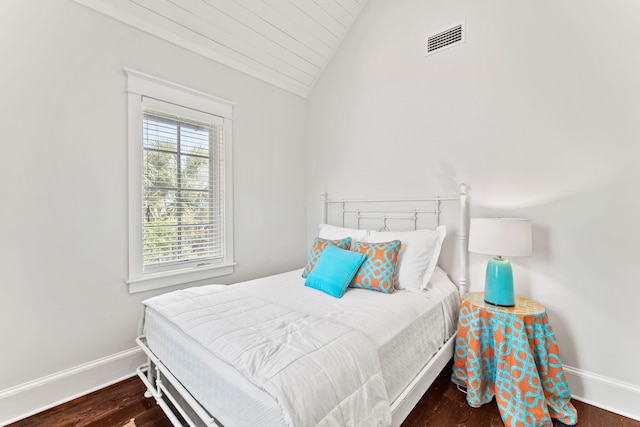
[143,284,392,427]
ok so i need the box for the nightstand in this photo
[451,292,577,427]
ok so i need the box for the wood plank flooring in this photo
[8,363,640,427]
[5,377,171,427]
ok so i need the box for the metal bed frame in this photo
[136,184,470,427]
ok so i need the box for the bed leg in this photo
[154,365,164,398]
[137,355,159,399]
[137,364,156,399]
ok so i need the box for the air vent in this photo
[425,22,465,56]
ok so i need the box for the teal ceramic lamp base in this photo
[484,257,515,307]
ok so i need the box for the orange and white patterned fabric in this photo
[349,240,401,293]
[452,293,577,427]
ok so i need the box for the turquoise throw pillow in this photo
[302,236,352,278]
[304,245,367,298]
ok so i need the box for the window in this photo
[126,70,234,293]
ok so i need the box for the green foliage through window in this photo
[142,111,222,268]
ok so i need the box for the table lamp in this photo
[468,218,532,307]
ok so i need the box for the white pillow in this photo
[368,225,446,292]
[318,224,368,245]
[424,265,451,292]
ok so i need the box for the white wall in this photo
[0,0,307,422]
[306,0,640,419]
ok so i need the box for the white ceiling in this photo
[75,0,370,97]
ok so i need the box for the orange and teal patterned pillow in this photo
[350,240,402,293]
[302,237,352,278]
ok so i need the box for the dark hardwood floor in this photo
[5,377,171,427]
[8,363,640,427]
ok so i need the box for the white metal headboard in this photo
[320,184,469,296]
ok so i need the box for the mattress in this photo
[141,267,460,426]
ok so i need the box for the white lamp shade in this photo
[469,218,532,257]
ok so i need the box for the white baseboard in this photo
[564,364,640,422]
[0,347,145,426]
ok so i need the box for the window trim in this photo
[125,68,235,294]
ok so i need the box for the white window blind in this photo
[126,69,234,293]
[142,98,224,271]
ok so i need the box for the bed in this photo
[136,185,470,426]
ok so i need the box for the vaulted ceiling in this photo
[75,0,370,97]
